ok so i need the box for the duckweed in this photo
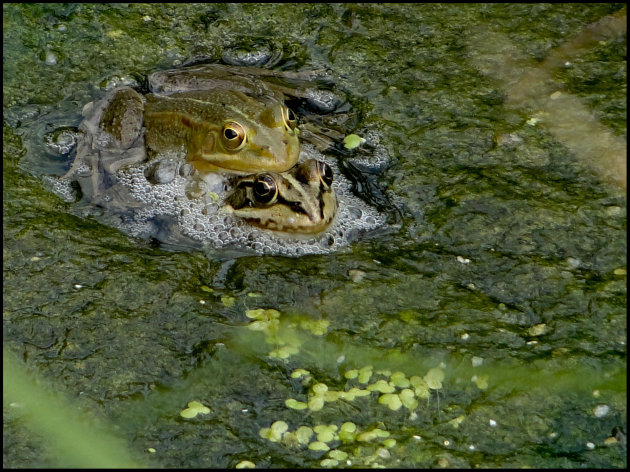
[312,383,328,395]
[383,439,397,448]
[314,424,338,443]
[409,375,423,387]
[269,345,299,359]
[246,320,272,332]
[329,449,348,461]
[235,460,256,468]
[290,368,310,379]
[357,366,373,384]
[257,417,399,466]
[389,371,410,388]
[343,134,366,149]
[340,422,357,433]
[179,400,210,419]
[256,364,450,463]
[323,390,342,402]
[339,387,371,401]
[271,421,289,435]
[245,309,315,360]
[296,426,314,445]
[378,393,402,411]
[399,388,418,410]
[308,396,325,411]
[308,441,330,452]
[357,428,390,442]
[350,387,371,397]
[367,379,396,393]
[472,375,489,390]
[424,367,445,390]
[338,422,357,442]
[258,420,289,442]
[285,398,308,410]
[220,295,235,307]
[338,390,356,401]
[299,319,330,335]
[344,369,358,379]
[316,430,335,443]
[273,420,289,437]
[245,308,281,320]
[414,382,430,399]
[280,431,300,447]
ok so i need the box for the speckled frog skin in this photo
[224,159,337,234]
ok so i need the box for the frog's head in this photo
[224,159,337,234]
[203,93,300,173]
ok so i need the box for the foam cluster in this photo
[61,145,386,256]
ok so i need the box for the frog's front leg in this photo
[98,87,145,149]
[61,87,147,195]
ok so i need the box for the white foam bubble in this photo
[43,175,77,202]
[67,145,386,256]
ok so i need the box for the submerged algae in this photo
[4,2,626,469]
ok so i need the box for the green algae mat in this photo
[4,3,626,468]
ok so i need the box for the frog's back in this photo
[144,89,272,125]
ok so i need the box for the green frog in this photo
[79,72,300,177]
[224,159,337,234]
[53,63,369,246]
[65,63,346,193]
[72,63,347,178]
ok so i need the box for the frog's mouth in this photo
[223,163,337,235]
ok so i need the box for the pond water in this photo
[3,3,626,468]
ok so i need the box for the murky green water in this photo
[4,3,626,468]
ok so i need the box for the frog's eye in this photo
[295,159,334,188]
[222,122,247,150]
[253,174,278,205]
[316,161,334,188]
[281,106,298,131]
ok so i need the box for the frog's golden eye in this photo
[253,174,278,205]
[222,122,247,150]
[316,161,334,188]
[281,106,298,131]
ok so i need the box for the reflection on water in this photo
[468,11,627,191]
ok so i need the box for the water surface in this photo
[3,3,626,468]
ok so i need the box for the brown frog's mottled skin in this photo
[224,159,337,234]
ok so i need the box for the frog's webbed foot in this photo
[60,133,91,180]
[298,121,348,152]
[62,87,148,196]
[100,132,147,174]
